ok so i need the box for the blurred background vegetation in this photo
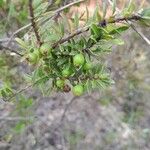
[0,0,150,150]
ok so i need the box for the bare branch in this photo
[52,15,142,49]
[0,38,15,43]
[29,0,42,46]
[60,96,77,123]
[6,0,86,45]
[127,21,150,46]
[5,75,49,101]
[0,44,23,56]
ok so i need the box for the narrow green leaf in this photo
[74,13,79,29]
[112,0,116,15]
[111,38,125,45]
[15,38,28,49]
[109,25,129,35]
[102,1,107,19]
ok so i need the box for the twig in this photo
[107,0,150,46]
[52,26,89,49]
[53,0,85,14]
[52,96,78,132]
[52,14,142,49]
[60,96,77,123]
[7,24,31,45]
[0,44,23,56]
[6,0,85,45]
[127,21,150,45]
[5,75,49,101]
[0,38,15,43]
[29,0,42,46]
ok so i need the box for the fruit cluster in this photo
[25,24,113,96]
[26,44,94,96]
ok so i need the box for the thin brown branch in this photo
[107,0,150,46]
[6,0,85,45]
[52,14,142,49]
[52,96,78,132]
[5,75,49,101]
[29,0,42,46]
[52,26,89,49]
[0,44,23,56]
[0,38,15,43]
[60,96,77,123]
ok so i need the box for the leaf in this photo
[84,79,92,93]
[139,8,150,26]
[85,5,89,22]
[34,2,49,17]
[33,0,43,8]
[141,7,150,17]
[90,24,103,40]
[62,14,71,33]
[1,89,7,98]
[122,0,135,17]
[109,25,129,34]
[92,5,101,23]
[74,13,79,29]
[57,57,68,66]
[102,1,107,19]
[112,0,116,15]
[0,0,4,8]
[111,38,125,45]
[139,17,150,26]
[59,22,65,37]
[97,80,106,89]
[15,38,28,49]
[13,121,26,133]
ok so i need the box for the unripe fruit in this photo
[73,53,85,67]
[72,84,84,96]
[56,79,65,88]
[62,69,71,77]
[83,62,92,71]
[34,49,42,58]
[40,43,51,55]
[28,53,38,64]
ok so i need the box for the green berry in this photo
[34,49,42,58]
[28,53,38,64]
[72,84,84,96]
[83,62,92,71]
[40,43,51,55]
[56,79,65,88]
[62,68,71,77]
[73,53,85,67]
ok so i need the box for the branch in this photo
[60,96,77,123]
[52,96,78,132]
[29,0,42,46]
[0,44,23,56]
[53,0,85,14]
[52,14,142,49]
[107,0,150,46]
[0,38,15,43]
[5,75,49,101]
[5,0,85,45]
[52,26,89,49]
